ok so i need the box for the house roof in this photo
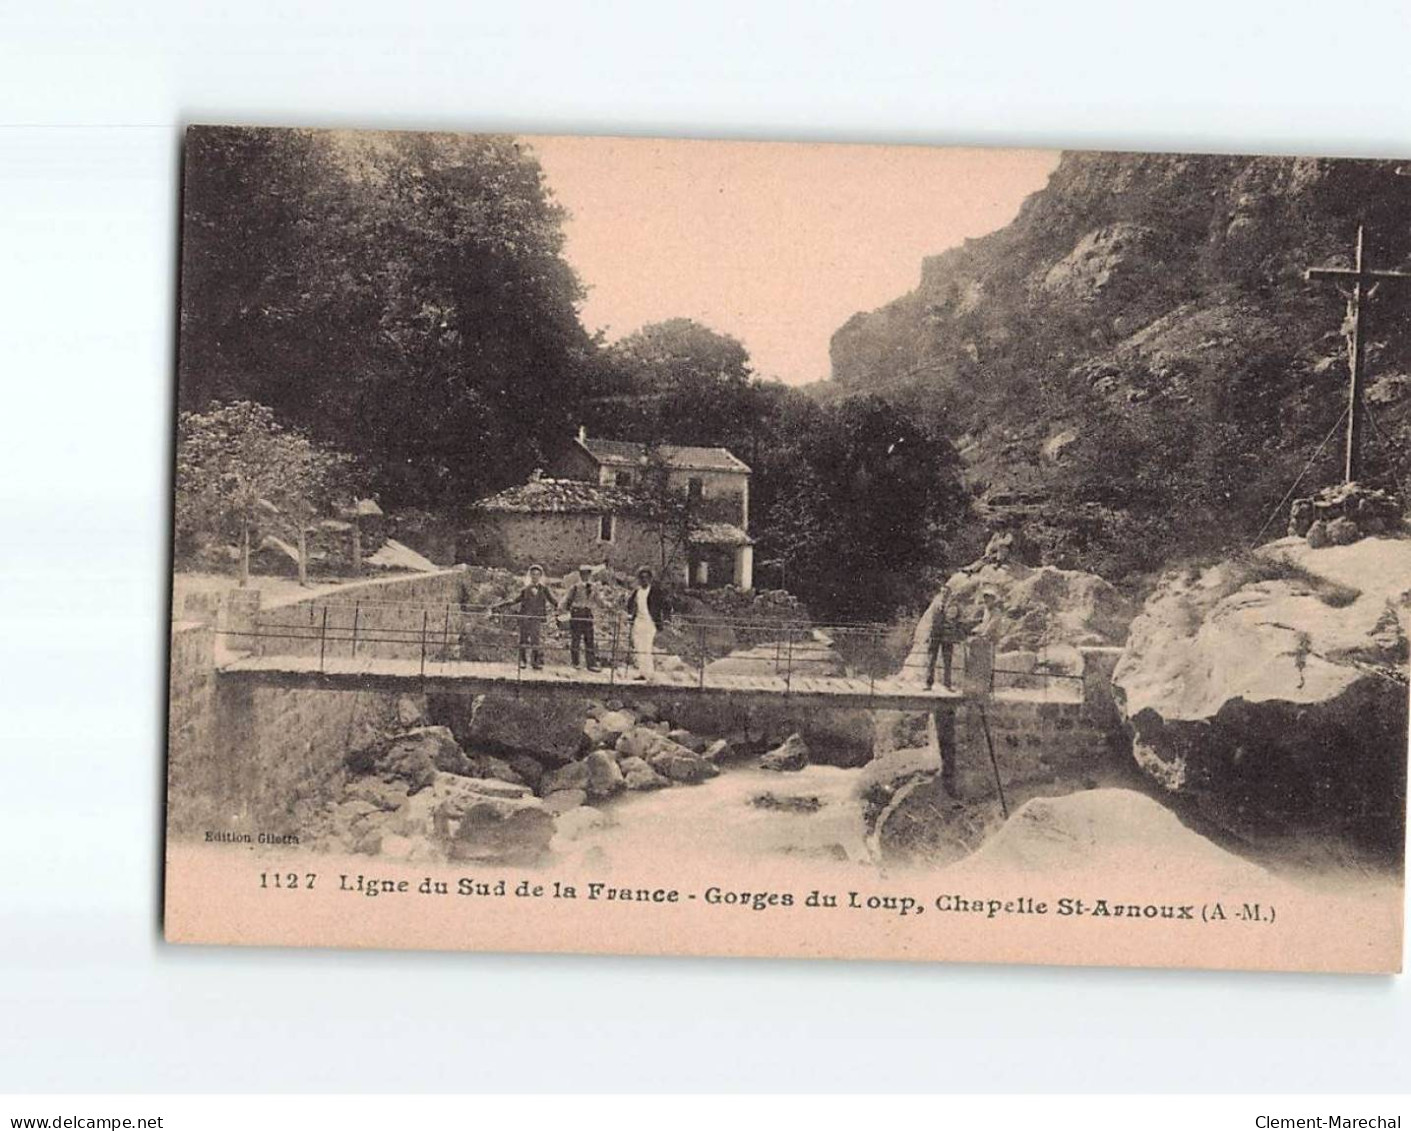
[473,478,633,515]
[576,437,751,474]
[689,522,754,547]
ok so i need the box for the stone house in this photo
[464,430,755,588]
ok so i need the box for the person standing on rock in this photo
[488,564,558,671]
[626,566,669,680]
[975,588,1003,642]
[562,563,601,671]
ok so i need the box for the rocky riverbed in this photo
[294,687,1294,891]
[303,692,841,866]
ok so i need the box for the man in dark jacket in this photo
[562,563,600,671]
[924,582,965,690]
[489,564,558,670]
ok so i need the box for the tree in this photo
[754,395,971,621]
[591,319,761,445]
[178,127,594,509]
[175,401,354,585]
[622,445,710,577]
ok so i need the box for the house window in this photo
[615,471,633,487]
[688,477,703,500]
[599,514,615,542]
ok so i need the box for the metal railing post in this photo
[420,609,429,677]
[350,602,360,658]
[784,627,794,694]
[442,603,451,662]
[608,615,619,688]
[318,606,329,672]
[869,626,878,700]
[698,621,707,689]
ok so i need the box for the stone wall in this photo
[871,653,1138,865]
[951,697,1128,800]
[168,572,480,838]
[471,512,686,581]
[168,618,405,839]
[875,647,1133,806]
[250,569,472,661]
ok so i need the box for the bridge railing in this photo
[217,596,1084,700]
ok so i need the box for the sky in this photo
[528,135,1060,386]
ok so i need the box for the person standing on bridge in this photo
[488,564,558,670]
[923,582,966,691]
[562,563,601,671]
[626,566,669,680]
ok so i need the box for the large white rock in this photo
[904,560,1133,686]
[1113,536,1410,854]
[954,789,1269,881]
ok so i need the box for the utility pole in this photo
[1305,224,1411,483]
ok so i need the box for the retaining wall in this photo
[168,573,472,838]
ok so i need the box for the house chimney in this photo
[577,424,587,443]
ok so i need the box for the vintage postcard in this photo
[165,126,1408,972]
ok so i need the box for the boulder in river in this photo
[431,773,536,836]
[540,760,590,797]
[343,777,408,812]
[760,733,810,772]
[615,725,666,761]
[953,789,1271,881]
[447,798,556,865]
[464,693,587,765]
[345,727,461,791]
[649,747,720,783]
[543,788,588,814]
[1113,536,1411,855]
[701,738,735,763]
[595,709,638,743]
[619,756,671,791]
[667,728,708,753]
[585,749,626,799]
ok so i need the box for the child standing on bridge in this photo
[488,564,559,670]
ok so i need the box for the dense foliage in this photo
[180,127,594,509]
[177,129,972,618]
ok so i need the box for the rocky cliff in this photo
[828,151,1411,580]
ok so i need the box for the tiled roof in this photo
[689,522,753,546]
[578,437,750,474]
[473,479,633,515]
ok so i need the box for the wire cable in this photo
[1251,405,1351,545]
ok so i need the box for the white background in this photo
[1,0,1409,1094]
